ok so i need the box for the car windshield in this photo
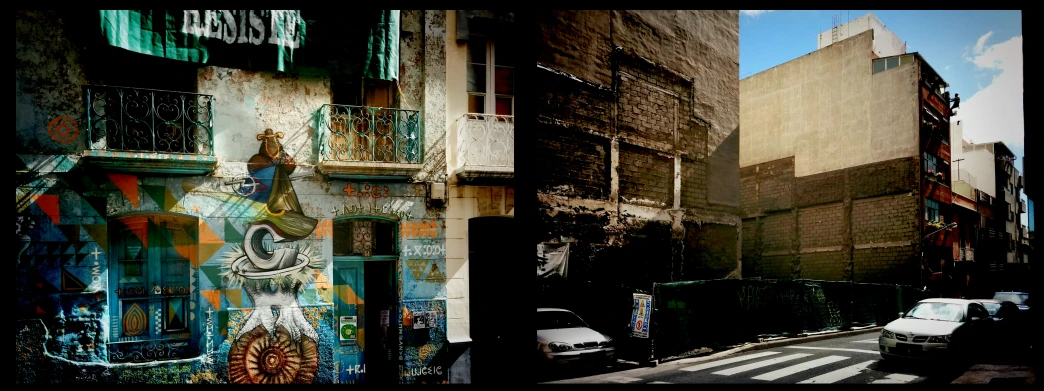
[980,302,1001,316]
[537,310,588,330]
[904,302,965,322]
[993,293,1028,305]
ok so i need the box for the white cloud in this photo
[953,35,1023,153]
[974,31,993,54]
[741,10,773,17]
[945,65,951,70]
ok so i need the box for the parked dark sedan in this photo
[992,292,1030,312]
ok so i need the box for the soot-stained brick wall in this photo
[741,156,921,283]
[619,144,673,205]
[535,123,611,199]
[536,11,740,288]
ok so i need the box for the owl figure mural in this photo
[221,129,325,384]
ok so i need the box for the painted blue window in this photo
[107,213,199,363]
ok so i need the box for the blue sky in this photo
[740,10,1026,225]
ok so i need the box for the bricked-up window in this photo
[107,214,199,363]
[926,199,941,223]
[466,34,514,116]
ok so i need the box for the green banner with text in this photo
[100,10,305,72]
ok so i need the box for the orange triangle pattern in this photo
[33,194,60,225]
[314,271,332,291]
[199,243,224,267]
[335,283,362,306]
[425,262,445,282]
[61,268,87,291]
[405,259,430,280]
[201,289,221,311]
[198,220,224,244]
[224,288,243,308]
[107,173,139,208]
[400,220,439,239]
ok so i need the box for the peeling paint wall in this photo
[16,10,450,384]
[535,10,742,287]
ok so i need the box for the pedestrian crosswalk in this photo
[598,350,921,384]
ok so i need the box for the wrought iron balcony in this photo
[317,104,422,179]
[454,114,514,182]
[82,85,217,175]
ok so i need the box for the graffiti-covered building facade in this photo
[15,9,482,384]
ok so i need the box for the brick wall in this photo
[760,213,794,252]
[535,66,614,136]
[798,203,843,248]
[619,143,673,205]
[741,156,922,284]
[681,159,708,208]
[683,222,738,279]
[535,123,611,199]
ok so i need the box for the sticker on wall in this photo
[339,316,358,342]
[380,310,390,327]
[412,311,436,329]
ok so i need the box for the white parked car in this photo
[878,298,992,361]
[536,308,615,368]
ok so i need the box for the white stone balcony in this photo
[453,114,513,183]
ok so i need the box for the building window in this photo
[872,54,914,74]
[924,152,938,173]
[333,77,395,108]
[926,199,941,223]
[467,34,514,116]
[333,218,398,258]
[107,214,198,363]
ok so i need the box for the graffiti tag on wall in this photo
[343,184,390,198]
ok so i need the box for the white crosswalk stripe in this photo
[679,351,783,372]
[751,355,850,381]
[785,346,880,354]
[712,353,814,376]
[797,360,877,384]
[604,376,643,383]
[648,381,672,384]
[854,339,880,344]
[871,373,919,384]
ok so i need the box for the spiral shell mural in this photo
[228,325,320,384]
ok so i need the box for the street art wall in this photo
[15,128,448,384]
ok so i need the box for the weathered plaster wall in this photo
[416,10,448,183]
[446,10,467,178]
[15,10,89,155]
[197,67,330,165]
[740,30,919,177]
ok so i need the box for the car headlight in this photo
[881,329,896,339]
[548,342,574,352]
[927,334,951,343]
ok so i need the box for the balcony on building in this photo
[80,85,218,175]
[453,113,514,183]
[316,103,423,180]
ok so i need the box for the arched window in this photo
[107,213,199,363]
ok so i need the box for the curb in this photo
[662,326,884,367]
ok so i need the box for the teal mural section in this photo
[15,148,447,384]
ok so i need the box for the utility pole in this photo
[954,158,964,181]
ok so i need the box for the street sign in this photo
[630,293,653,338]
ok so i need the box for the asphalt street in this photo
[542,331,970,384]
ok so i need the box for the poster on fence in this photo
[630,293,652,338]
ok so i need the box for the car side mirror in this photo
[898,312,904,318]
[970,316,982,322]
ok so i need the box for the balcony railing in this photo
[455,114,514,181]
[318,104,421,164]
[85,85,214,155]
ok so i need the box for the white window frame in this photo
[467,35,513,116]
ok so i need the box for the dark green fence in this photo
[649,279,928,361]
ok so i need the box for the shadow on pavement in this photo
[535,360,644,383]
